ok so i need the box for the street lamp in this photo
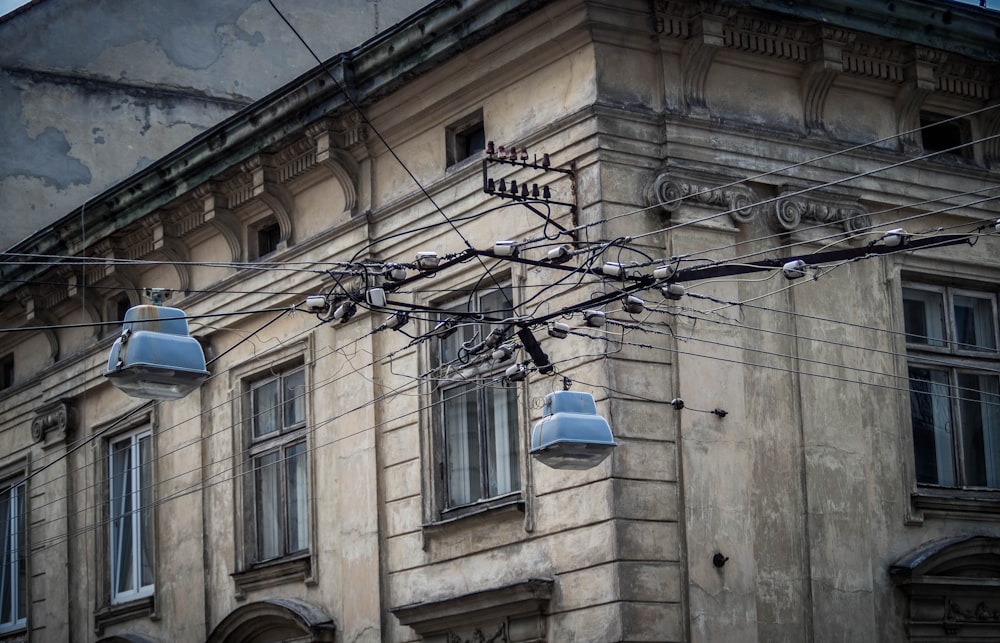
[105,303,209,400]
[530,391,617,470]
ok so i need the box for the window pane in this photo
[909,367,956,485]
[903,288,946,347]
[953,294,997,351]
[439,299,472,366]
[110,440,135,596]
[284,369,306,428]
[252,379,280,439]
[485,383,520,497]
[0,484,19,626]
[13,487,24,623]
[254,452,282,560]
[138,435,154,587]
[285,442,309,554]
[958,373,1000,487]
[444,384,481,506]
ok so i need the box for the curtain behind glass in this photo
[959,373,1000,487]
[253,379,280,439]
[0,485,14,625]
[110,441,134,596]
[954,294,997,351]
[485,384,520,497]
[255,452,281,560]
[138,435,154,588]
[903,289,946,347]
[445,384,480,506]
[909,367,955,485]
[286,443,308,553]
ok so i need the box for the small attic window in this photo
[446,111,485,167]
[1,353,13,390]
[920,112,971,159]
[105,293,133,336]
[254,219,282,258]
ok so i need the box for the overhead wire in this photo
[4,4,1000,560]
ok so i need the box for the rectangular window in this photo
[920,111,972,159]
[904,284,1000,488]
[0,480,26,633]
[256,220,282,257]
[0,354,12,390]
[109,430,154,603]
[248,365,309,562]
[446,111,485,167]
[433,284,521,512]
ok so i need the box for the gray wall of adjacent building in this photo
[0,0,427,251]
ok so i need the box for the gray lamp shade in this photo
[105,305,210,400]
[530,390,617,470]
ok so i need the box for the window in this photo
[104,293,132,337]
[0,479,26,633]
[247,365,308,562]
[0,354,12,390]
[446,111,486,167]
[433,284,521,513]
[256,220,282,257]
[904,283,1000,488]
[109,430,154,603]
[920,111,971,159]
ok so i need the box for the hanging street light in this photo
[530,390,617,470]
[105,302,209,400]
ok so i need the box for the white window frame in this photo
[0,479,26,634]
[904,282,1000,489]
[246,363,310,564]
[431,282,522,516]
[108,429,154,604]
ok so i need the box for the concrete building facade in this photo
[1,0,999,641]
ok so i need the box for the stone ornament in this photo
[31,399,76,444]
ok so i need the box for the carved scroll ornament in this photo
[644,171,762,225]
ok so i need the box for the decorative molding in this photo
[895,46,947,151]
[985,106,1000,169]
[724,14,811,63]
[681,9,731,112]
[842,38,905,83]
[644,169,762,225]
[305,117,362,215]
[231,555,312,601]
[93,594,155,636]
[31,398,76,446]
[392,578,553,641]
[243,154,294,250]
[801,27,854,132]
[274,137,318,184]
[206,598,335,643]
[445,623,508,643]
[772,186,871,233]
[936,61,991,100]
[891,535,1000,640]
[195,185,242,262]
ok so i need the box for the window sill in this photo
[425,494,525,531]
[913,487,1000,521]
[0,624,27,643]
[94,594,155,634]
[232,553,312,599]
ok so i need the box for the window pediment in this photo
[391,578,553,640]
[892,536,1000,639]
